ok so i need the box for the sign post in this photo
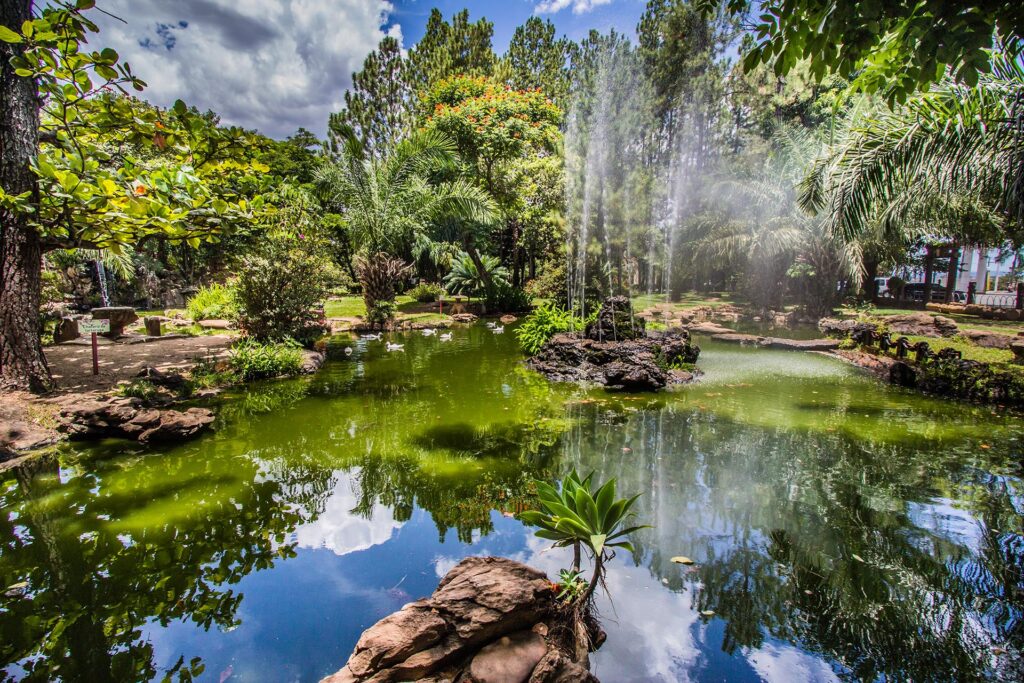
[79,319,111,375]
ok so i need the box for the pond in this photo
[2,325,1023,682]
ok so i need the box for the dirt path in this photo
[43,334,233,395]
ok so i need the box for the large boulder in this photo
[57,397,214,444]
[528,329,699,392]
[882,313,958,337]
[818,317,874,338]
[322,557,600,683]
[584,296,644,341]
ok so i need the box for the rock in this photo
[817,318,874,337]
[882,313,958,337]
[765,338,840,351]
[197,319,232,330]
[1011,340,1024,365]
[300,350,325,374]
[686,321,734,336]
[90,306,139,338]
[135,366,186,389]
[527,329,700,392]
[53,317,80,343]
[584,296,644,341]
[960,329,1015,349]
[451,313,479,323]
[161,288,185,308]
[469,631,548,683]
[57,397,214,444]
[528,651,599,683]
[500,315,518,324]
[322,557,596,683]
[889,361,918,388]
[144,317,163,336]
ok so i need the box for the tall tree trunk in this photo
[944,243,961,303]
[1,0,52,393]
[463,240,494,291]
[860,253,879,300]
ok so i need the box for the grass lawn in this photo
[325,295,478,324]
[324,296,367,318]
[631,291,741,311]
[839,305,1024,336]
[898,335,1018,365]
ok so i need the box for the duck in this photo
[492,325,504,334]
[440,332,453,342]
[485,321,497,329]
[385,342,404,351]
[360,333,382,340]
[344,346,353,356]
[421,328,436,336]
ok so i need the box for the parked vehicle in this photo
[902,283,966,303]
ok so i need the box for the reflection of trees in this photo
[0,445,333,682]
[559,402,1024,681]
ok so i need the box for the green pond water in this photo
[2,326,1024,682]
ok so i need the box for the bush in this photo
[485,283,532,313]
[228,339,305,381]
[365,300,397,328]
[515,303,583,355]
[114,379,161,400]
[186,283,237,321]
[408,282,445,303]
[235,237,332,343]
[524,263,566,301]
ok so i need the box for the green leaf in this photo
[0,25,23,43]
[589,534,606,555]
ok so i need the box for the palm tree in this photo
[800,53,1024,249]
[315,128,496,322]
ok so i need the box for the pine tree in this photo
[505,17,573,108]
[328,36,412,160]
[408,9,495,95]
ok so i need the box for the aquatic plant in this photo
[520,470,647,605]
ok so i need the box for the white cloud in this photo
[535,0,613,15]
[92,0,401,139]
[293,471,404,556]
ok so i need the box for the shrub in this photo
[485,283,532,313]
[228,339,305,381]
[365,300,398,328]
[516,302,583,355]
[524,263,566,301]
[114,379,161,400]
[445,253,509,296]
[235,237,332,343]
[186,283,237,321]
[408,282,445,303]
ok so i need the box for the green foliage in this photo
[185,283,237,322]
[703,0,1022,102]
[235,235,332,344]
[444,253,509,296]
[505,17,574,109]
[114,379,160,401]
[520,471,647,602]
[516,303,583,355]
[228,339,305,381]
[365,300,398,328]
[524,262,567,301]
[408,282,445,303]
[484,283,532,314]
[555,569,589,603]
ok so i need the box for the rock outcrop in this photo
[57,397,214,444]
[322,557,599,683]
[528,298,700,392]
[818,318,875,338]
[882,313,959,337]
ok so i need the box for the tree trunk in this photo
[463,241,494,292]
[860,253,879,300]
[1,0,52,393]
[944,243,961,303]
[922,245,935,305]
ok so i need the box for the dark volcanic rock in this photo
[584,296,644,341]
[57,397,214,444]
[528,330,700,392]
[322,557,599,683]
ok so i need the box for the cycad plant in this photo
[520,471,647,606]
[315,129,496,322]
[443,252,510,296]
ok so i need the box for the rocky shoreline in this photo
[321,557,600,683]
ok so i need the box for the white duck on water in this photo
[491,325,504,334]
[421,328,436,336]
[360,333,382,340]
[385,342,405,351]
[440,332,453,342]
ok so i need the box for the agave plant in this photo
[520,471,647,605]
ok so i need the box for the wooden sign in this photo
[79,319,111,334]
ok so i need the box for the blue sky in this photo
[392,0,648,51]
[90,1,650,139]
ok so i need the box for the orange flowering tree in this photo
[420,75,563,287]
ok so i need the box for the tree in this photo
[505,17,573,109]
[328,36,412,160]
[408,9,496,97]
[799,58,1024,251]
[702,0,1024,103]
[420,75,563,287]
[260,127,322,184]
[0,2,262,392]
[314,129,495,322]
